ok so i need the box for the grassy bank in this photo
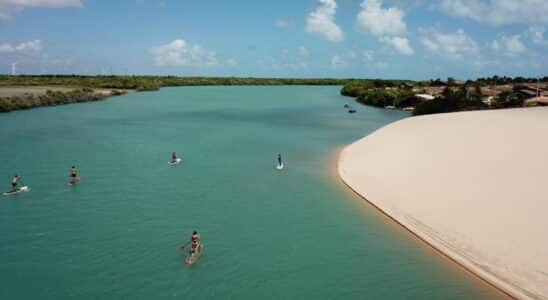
[0,88,126,112]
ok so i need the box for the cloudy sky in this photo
[0,0,547,79]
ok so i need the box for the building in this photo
[415,94,436,101]
[524,96,548,107]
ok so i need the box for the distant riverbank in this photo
[0,75,351,112]
[0,86,131,112]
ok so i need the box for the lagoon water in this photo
[0,86,504,299]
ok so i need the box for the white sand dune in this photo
[339,107,548,300]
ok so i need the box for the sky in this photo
[0,0,547,80]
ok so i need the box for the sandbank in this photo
[339,107,548,300]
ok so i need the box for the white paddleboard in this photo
[276,163,284,170]
[3,186,30,196]
[169,158,182,165]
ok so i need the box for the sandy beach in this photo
[339,107,548,300]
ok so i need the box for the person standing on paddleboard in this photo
[69,166,79,185]
[277,152,282,166]
[172,152,178,163]
[70,166,77,179]
[11,175,20,192]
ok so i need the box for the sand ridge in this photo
[339,107,548,300]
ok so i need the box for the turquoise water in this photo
[0,86,504,299]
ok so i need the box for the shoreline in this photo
[330,147,514,300]
[336,156,517,300]
[338,108,548,300]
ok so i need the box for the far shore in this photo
[338,107,548,300]
[0,86,135,112]
[0,85,135,98]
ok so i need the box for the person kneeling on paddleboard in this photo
[11,175,20,192]
[190,231,201,254]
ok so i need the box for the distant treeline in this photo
[0,88,125,112]
[340,79,416,108]
[413,85,528,116]
[340,77,544,116]
[0,75,351,91]
[0,75,354,112]
[475,75,548,84]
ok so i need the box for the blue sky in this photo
[0,0,547,80]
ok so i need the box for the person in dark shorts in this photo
[172,152,178,163]
[11,175,20,192]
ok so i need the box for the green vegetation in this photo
[1,74,543,114]
[341,79,417,108]
[340,79,412,98]
[476,75,548,85]
[0,75,350,90]
[413,84,527,116]
[341,76,546,116]
[356,88,414,108]
[0,88,125,112]
[413,84,486,115]
[0,75,352,112]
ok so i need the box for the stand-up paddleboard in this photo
[276,163,284,170]
[185,244,204,265]
[169,158,182,165]
[67,177,81,186]
[3,186,30,196]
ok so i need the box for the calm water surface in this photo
[0,86,504,299]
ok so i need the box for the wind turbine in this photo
[11,62,18,76]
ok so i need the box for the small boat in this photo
[384,105,396,109]
[185,244,204,265]
[344,103,350,108]
[348,108,356,113]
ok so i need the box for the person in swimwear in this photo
[10,175,20,192]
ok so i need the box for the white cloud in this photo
[15,39,42,51]
[491,35,527,54]
[151,39,218,67]
[0,0,81,19]
[275,19,291,28]
[380,36,414,55]
[438,0,548,27]
[357,0,407,37]
[356,0,413,55]
[305,0,344,43]
[227,58,238,67]
[363,50,374,62]
[347,50,357,59]
[529,26,547,45]
[298,46,309,57]
[419,28,479,60]
[331,54,345,68]
[0,39,42,53]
